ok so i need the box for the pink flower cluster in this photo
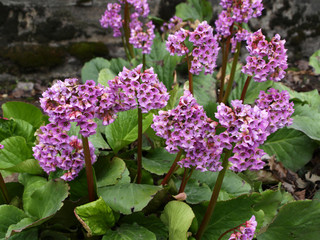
[109,64,169,113]
[215,100,269,172]
[161,16,183,33]
[33,123,96,181]
[100,3,122,37]
[216,0,263,38]
[40,79,116,137]
[189,21,220,75]
[166,21,220,75]
[123,0,150,17]
[129,13,155,54]
[228,215,257,240]
[166,29,189,56]
[152,90,223,172]
[256,88,294,133]
[242,29,288,82]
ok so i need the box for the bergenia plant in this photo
[0,0,319,240]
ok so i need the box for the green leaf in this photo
[98,68,116,86]
[109,58,131,74]
[193,72,217,113]
[104,109,153,154]
[102,223,156,240]
[176,0,213,22]
[272,82,320,108]
[81,57,110,83]
[261,128,318,171]
[75,197,115,236]
[8,228,38,240]
[142,148,176,175]
[98,183,162,214]
[229,71,273,104]
[120,213,168,240]
[192,191,282,239]
[23,179,69,219]
[12,119,35,145]
[0,119,16,142]
[0,182,23,205]
[2,101,44,129]
[68,168,92,201]
[95,157,127,187]
[258,201,320,240]
[309,49,320,74]
[0,136,37,173]
[191,170,252,196]
[288,104,320,141]
[0,205,28,239]
[160,201,195,240]
[178,179,212,204]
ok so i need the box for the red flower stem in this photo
[186,53,194,94]
[136,54,146,184]
[178,168,188,193]
[218,223,246,240]
[222,41,242,103]
[178,167,195,193]
[136,107,143,184]
[0,172,10,204]
[218,25,233,102]
[124,0,134,59]
[240,76,252,102]
[161,149,183,186]
[195,150,231,240]
[81,136,96,202]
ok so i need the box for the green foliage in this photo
[161,201,195,240]
[258,201,320,239]
[2,101,45,129]
[309,49,320,74]
[176,0,213,22]
[81,57,110,83]
[75,197,115,236]
[261,128,318,171]
[102,223,156,240]
[142,148,176,175]
[104,109,153,153]
[98,183,162,215]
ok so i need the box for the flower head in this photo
[242,30,288,82]
[100,3,123,37]
[228,215,257,240]
[33,123,96,181]
[108,65,169,113]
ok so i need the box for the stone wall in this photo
[0,0,319,95]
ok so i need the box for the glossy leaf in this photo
[261,128,318,171]
[0,136,42,174]
[81,57,110,83]
[120,213,168,240]
[23,178,69,219]
[109,57,131,74]
[75,197,115,236]
[179,179,212,204]
[258,201,320,240]
[160,201,195,240]
[98,68,116,86]
[176,0,213,22]
[0,205,28,239]
[98,183,162,214]
[309,49,320,74]
[191,170,252,196]
[142,148,176,175]
[2,101,44,129]
[104,109,153,154]
[95,157,127,187]
[102,223,156,240]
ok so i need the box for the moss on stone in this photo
[0,45,65,70]
[67,42,110,62]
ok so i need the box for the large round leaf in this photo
[2,101,44,129]
[98,183,162,214]
[142,148,176,175]
[160,201,195,240]
[258,201,320,240]
[102,223,156,240]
